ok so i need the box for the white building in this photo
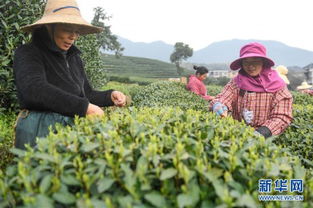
[208,70,237,78]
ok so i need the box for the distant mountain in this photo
[115,37,313,67]
[117,36,173,63]
[190,39,313,67]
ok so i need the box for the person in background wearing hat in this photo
[297,81,313,95]
[275,65,290,85]
[186,65,215,101]
[210,42,293,138]
[13,0,127,149]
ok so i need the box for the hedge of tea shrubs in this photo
[275,104,313,167]
[0,81,312,208]
[0,112,16,169]
[132,81,209,111]
[291,91,313,105]
[1,107,312,208]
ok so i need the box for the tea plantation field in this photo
[0,81,312,208]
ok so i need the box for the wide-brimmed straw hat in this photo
[275,65,290,84]
[297,81,313,90]
[21,0,103,35]
[230,42,275,70]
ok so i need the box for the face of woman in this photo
[197,73,208,81]
[242,57,264,77]
[53,24,80,51]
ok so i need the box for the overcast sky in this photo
[76,0,313,51]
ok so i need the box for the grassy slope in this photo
[101,54,192,78]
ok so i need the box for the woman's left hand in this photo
[111,91,127,107]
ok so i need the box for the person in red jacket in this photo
[186,66,215,101]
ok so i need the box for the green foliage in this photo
[76,7,125,89]
[108,76,157,86]
[91,7,124,57]
[291,91,313,105]
[76,34,108,89]
[1,107,311,207]
[206,85,223,96]
[132,81,209,111]
[205,76,231,87]
[276,104,313,167]
[170,42,193,75]
[101,81,142,98]
[0,112,17,169]
[0,0,45,112]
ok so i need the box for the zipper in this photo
[65,57,69,69]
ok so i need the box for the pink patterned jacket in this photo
[210,79,293,135]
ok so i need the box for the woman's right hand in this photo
[86,103,104,116]
[212,102,228,117]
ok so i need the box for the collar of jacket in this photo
[32,26,81,58]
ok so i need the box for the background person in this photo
[275,65,290,85]
[297,81,313,95]
[186,65,215,101]
[13,0,126,149]
[210,42,293,138]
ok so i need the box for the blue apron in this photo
[14,110,74,149]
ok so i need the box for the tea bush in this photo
[206,85,223,97]
[1,107,311,207]
[291,91,313,105]
[0,0,44,112]
[0,112,16,169]
[101,81,142,98]
[276,104,313,167]
[132,81,209,111]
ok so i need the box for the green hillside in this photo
[101,54,191,78]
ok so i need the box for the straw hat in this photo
[297,81,312,90]
[275,65,290,84]
[21,0,103,35]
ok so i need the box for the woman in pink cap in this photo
[186,65,215,101]
[210,42,293,138]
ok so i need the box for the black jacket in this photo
[13,27,114,117]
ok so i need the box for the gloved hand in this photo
[254,130,263,137]
[212,102,228,117]
[242,108,254,124]
[255,126,272,138]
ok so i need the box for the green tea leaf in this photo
[40,174,52,193]
[34,153,55,163]
[144,192,166,208]
[97,178,114,193]
[81,143,100,152]
[52,191,76,204]
[10,148,26,157]
[35,194,54,208]
[61,174,81,186]
[177,193,192,208]
[160,168,177,180]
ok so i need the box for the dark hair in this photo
[193,65,208,75]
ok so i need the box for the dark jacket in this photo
[13,27,114,117]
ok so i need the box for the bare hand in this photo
[86,103,104,116]
[209,96,215,101]
[111,91,126,107]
